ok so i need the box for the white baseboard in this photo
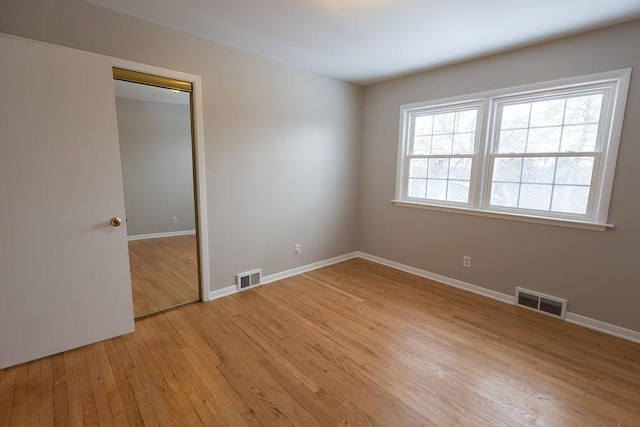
[565,313,640,344]
[208,252,359,301]
[261,252,359,284]
[208,285,238,301]
[357,252,514,305]
[357,251,640,345]
[128,230,196,241]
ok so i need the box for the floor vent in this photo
[515,287,567,319]
[237,269,262,291]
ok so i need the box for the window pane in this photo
[452,133,475,154]
[409,158,428,178]
[455,110,477,133]
[491,182,519,207]
[552,185,590,214]
[520,184,552,210]
[432,134,453,154]
[490,156,594,215]
[411,136,431,155]
[428,158,449,179]
[493,157,522,182]
[555,157,594,185]
[501,103,530,129]
[530,99,565,127]
[560,124,598,152]
[415,115,433,136]
[426,179,447,200]
[564,94,602,125]
[447,180,470,203]
[498,129,527,153]
[527,127,562,153]
[522,157,556,184]
[449,158,472,180]
[408,179,426,199]
[433,112,455,134]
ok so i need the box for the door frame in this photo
[112,57,211,302]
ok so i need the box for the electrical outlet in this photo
[463,256,471,268]
[295,243,301,254]
[172,216,177,223]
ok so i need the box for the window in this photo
[395,70,631,230]
[489,89,605,217]
[406,102,480,205]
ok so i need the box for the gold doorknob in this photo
[109,217,123,227]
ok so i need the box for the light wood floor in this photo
[129,235,199,318]
[1,258,639,425]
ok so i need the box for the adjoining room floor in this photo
[1,258,639,425]
[128,235,200,318]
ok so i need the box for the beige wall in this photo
[359,20,640,331]
[0,0,362,290]
[116,97,196,236]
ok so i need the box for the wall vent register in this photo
[237,269,262,291]
[515,287,567,318]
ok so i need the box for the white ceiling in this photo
[88,0,640,85]
[114,79,190,105]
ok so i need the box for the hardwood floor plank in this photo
[164,309,223,366]
[1,259,639,425]
[216,362,295,426]
[25,361,41,426]
[179,346,253,426]
[83,344,115,425]
[267,340,382,427]
[0,366,17,426]
[62,350,83,425]
[8,364,28,426]
[166,310,255,426]
[74,348,100,426]
[145,316,217,425]
[103,338,144,426]
[257,358,342,426]
[51,353,69,427]
[245,360,322,427]
[125,324,180,425]
[112,336,160,426]
[92,342,129,423]
[39,357,54,426]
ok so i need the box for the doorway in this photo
[113,68,202,319]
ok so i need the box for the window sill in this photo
[391,200,613,232]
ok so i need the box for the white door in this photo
[0,35,134,369]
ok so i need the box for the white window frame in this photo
[394,69,632,232]
[402,100,484,208]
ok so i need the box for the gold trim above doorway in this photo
[113,67,192,93]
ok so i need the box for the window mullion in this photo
[493,151,599,158]
[471,98,490,210]
[409,154,478,159]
